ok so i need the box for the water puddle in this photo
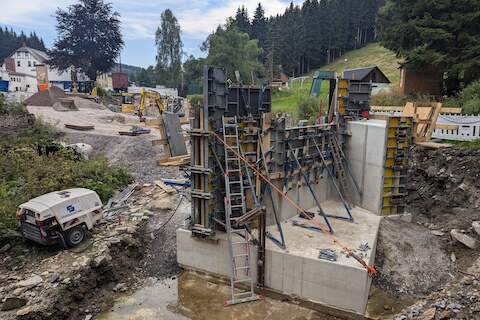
[98,271,333,320]
[365,286,415,319]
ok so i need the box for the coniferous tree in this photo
[378,0,480,92]
[207,0,385,80]
[234,6,251,35]
[251,3,268,61]
[0,27,47,62]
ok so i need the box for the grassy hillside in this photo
[271,43,402,117]
[319,43,402,86]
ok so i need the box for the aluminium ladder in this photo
[222,116,261,306]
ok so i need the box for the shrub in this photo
[459,81,480,114]
[298,96,320,122]
[0,120,132,238]
[0,95,27,113]
[188,94,204,107]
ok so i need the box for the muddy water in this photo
[98,271,333,320]
[366,286,415,320]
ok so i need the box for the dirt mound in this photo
[24,86,66,106]
[407,147,480,229]
[374,218,452,297]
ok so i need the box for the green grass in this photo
[444,139,480,150]
[271,43,402,116]
[319,43,402,87]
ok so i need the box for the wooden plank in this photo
[155,180,175,193]
[371,106,403,112]
[156,158,190,167]
[372,105,461,114]
[152,139,168,146]
[424,102,442,139]
[416,141,452,149]
[145,119,162,126]
[65,124,94,131]
[440,107,461,114]
[435,124,459,130]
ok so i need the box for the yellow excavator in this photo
[138,88,165,121]
[119,88,165,121]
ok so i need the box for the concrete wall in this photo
[263,172,340,226]
[345,119,387,215]
[177,229,258,281]
[264,250,371,314]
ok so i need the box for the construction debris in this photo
[118,126,151,136]
[318,249,338,262]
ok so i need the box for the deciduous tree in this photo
[49,0,123,88]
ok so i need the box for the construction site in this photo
[1,0,480,318]
[2,60,480,320]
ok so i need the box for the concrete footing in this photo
[177,201,381,315]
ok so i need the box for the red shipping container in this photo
[112,72,128,91]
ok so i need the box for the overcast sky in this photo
[1,0,302,67]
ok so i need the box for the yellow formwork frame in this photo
[381,116,413,215]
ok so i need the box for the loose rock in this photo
[450,229,479,249]
[16,275,43,289]
[472,221,480,236]
[16,305,33,316]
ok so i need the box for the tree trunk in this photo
[71,66,78,93]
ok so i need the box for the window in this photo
[28,61,32,67]
[26,84,30,88]
[17,61,21,67]
[17,52,21,58]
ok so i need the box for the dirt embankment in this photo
[408,147,480,227]
[382,146,480,320]
[0,184,187,320]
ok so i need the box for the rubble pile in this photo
[394,257,480,320]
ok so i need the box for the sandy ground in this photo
[27,105,160,137]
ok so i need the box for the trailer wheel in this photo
[65,225,86,247]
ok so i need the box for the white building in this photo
[1,46,88,93]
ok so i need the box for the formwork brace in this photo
[311,137,353,222]
[211,131,378,276]
[287,142,334,233]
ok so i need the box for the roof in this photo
[343,66,391,84]
[11,46,49,63]
[20,188,97,212]
[9,71,36,78]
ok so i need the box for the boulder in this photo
[451,229,479,249]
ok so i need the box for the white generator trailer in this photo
[17,188,103,247]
